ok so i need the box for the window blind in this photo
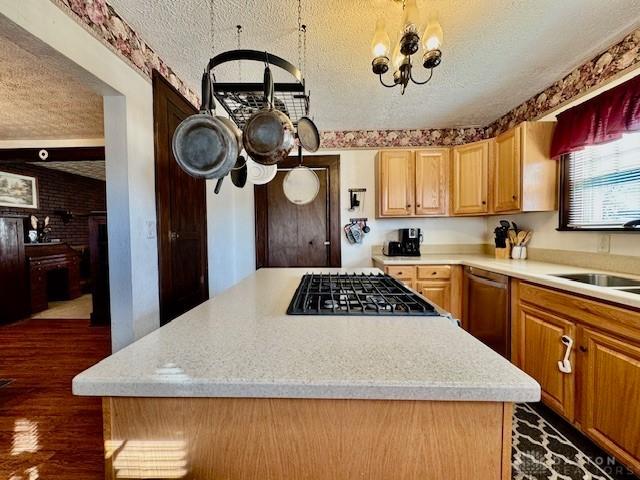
[567,131,640,228]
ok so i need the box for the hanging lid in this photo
[283,165,319,205]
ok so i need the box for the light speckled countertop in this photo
[372,254,640,310]
[73,268,540,402]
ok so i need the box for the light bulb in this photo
[399,0,421,56]
[422,19,443,52]
[370,17,390,59]
[401,0,420,34]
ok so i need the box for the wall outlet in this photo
[597,234,610,253]
[146,220,156,239]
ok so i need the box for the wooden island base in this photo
[103,397,513,480]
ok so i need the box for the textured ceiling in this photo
[0,29,104,140]
[107,0,640,131]
[38,161,106,181]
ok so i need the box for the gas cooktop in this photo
[287,273,440,316]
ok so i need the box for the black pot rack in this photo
[205,49,310,129]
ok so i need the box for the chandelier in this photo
[370,0,444,94]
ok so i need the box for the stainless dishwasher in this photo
[462,266,510,358]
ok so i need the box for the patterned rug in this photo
[512,404,635,480]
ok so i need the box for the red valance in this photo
[550,74,640,158]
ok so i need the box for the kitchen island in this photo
[74,268,539,480]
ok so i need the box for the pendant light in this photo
[371,0,444,94]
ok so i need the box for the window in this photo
[560,131,640,230]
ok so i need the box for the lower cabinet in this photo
[513,281,640,475]
[416,280,451,312]
[581,327,640,472]
[516,303,575,421]
[381,264,462,319]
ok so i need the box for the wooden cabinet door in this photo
[581,328,640,473]
[416,280,450,311]
[415,149,449,216]
[452,141,489,215]
[517,304,576,421]
[377,150,415,217]
[493,126,522,212]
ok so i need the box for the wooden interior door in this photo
[493,126,521,212]
[377,150,415,216]
[518,304,575,421]
[415,148,449,216]
[0,216,28,323]
[152,70,208,325]
[255,155,340,268]
[452,141,489,215]
[581,328,640,472]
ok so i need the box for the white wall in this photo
[316,150,487,267]
[206,178,256,295]
[486,212,640,257]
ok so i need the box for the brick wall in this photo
[0,163,106,246]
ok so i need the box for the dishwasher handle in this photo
[464,266,509,288]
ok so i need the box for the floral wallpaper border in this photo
[485,27,640,138]
[51,1,639,150]
[50,0,200,107]
[322,27,640,149]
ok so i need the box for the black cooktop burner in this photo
[287,273,440,316]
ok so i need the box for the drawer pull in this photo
[558,335,573,374]
[397,271,403,275]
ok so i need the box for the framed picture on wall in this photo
[0,171,38,209]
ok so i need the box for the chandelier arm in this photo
[409,67,434,85]
[378,74,398,88]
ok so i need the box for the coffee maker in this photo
[383,228,423,256]
[399,228,422,256]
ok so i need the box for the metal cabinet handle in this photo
[558,335,574,374]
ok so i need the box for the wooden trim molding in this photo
[0,146,105,163]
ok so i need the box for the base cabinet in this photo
[416,281,451,312]
[380,264,462,319]
[581,328,640,473]
[513,281,640,475]
[516,304,575,421]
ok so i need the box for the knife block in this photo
[495,240,511,259]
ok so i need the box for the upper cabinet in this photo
[493,127,522,212]
[374,121,557,218]
[376,150,415,217]
[376,148,449,218]
[451,140,491,215]
[415,148,450,216]
[492,122,557,213]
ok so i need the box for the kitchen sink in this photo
[620,288,640,295]
[552,273,640,287]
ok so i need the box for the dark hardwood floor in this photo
[0,318,110,479]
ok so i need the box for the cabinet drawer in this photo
[386,266,416,280]
[417,265,451,279]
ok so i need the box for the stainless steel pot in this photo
[243,67,295,165]
[172,72,238,179]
